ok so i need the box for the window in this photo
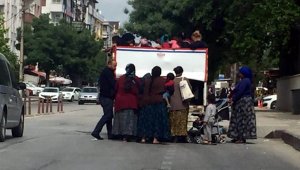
[8,65,18,89]
[52,13,62,23]
[0,60,12,87]
[52,0,61,4]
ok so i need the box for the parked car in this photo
[24,82,44,96]
[263,94,277,109]
[61,87,81,102]
[39,87,61,102]
[0,53,26,142]
[78,87,99,105]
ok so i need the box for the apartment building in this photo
[41,0,74,24]
[0,0,22,53]
[24,0,42,23]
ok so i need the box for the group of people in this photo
[91,61,191,144]
[91,60,257,144]
[112,30,207,50]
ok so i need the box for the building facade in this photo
[0,0,22,54]
[24,0,42,23]
[41,0,74,24]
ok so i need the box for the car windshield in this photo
[26,83,34,87]
[43,88,58,92]
[82,88,97,93]
[26,82,37,87]
[62,88,74,92]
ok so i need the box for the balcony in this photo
[42,2,64,14]
[102,32,108,39]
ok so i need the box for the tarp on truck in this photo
[115,47,208,81]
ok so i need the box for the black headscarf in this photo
[149,66,161,93]
[124,63,136,92]
[125,64,136,78]
[173,66,184,75]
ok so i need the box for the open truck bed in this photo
[114,47,209,128]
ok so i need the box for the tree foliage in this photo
[125,0,300,80]
[23,14,105,86]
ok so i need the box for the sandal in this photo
[235,140,246,144]
[201,140,211,145]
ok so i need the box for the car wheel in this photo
[271,101,276,110]
[0,111,7,142]
[78,101,83,105]
[12,111,24,137]
[69,96,74,102]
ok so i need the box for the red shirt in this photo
[114,75,140,112]
[162,42,170,49]
[165,80,174,87]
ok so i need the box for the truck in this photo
[114,46,209,107]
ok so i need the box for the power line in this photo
[3,10,22,24]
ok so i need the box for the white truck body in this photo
[115,47,208,81]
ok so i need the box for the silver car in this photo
[78,87,99,105]
[0,53,26,142]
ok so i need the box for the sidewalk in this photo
[255,107,300,151]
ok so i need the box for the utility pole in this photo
[19,0,25,81]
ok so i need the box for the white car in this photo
[263,94,277,109]
[78,87,99,105]
[39,87,60,102]
[24,82,44,96]
[61,87,81,102]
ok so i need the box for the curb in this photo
[265,130,300,151]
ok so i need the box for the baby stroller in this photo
[187,99,230,144]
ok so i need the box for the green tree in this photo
[24,14,59,85]
[125,0,300,80]
[23,14,106,86]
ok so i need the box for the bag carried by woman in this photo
[179,77,194,101]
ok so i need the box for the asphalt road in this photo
[1,103,300,170]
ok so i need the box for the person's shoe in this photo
[231,139,237,143]
[91,133,104,140]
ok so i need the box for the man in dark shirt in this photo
[91,60,117,140]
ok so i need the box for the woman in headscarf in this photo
[112,64,140,142]
[137,66,170,144]
[227,66,257,143]
[169,66,192,142]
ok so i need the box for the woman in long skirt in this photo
[112,64,140,141]
[137,66,170,144]
[169,66,191,142]
[228,66,257,143]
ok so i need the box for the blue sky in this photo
[96,0,132,25]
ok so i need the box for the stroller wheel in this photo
[186,135,194,143]
[219,135,227,144]
[194,135,203,144]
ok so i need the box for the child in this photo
[203,94,217,144]
[163,73,175,108]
